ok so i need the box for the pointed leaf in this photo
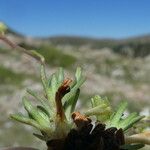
[27,89,52,116]
[10,113,41,130]
[64,89,80,119]
[75,67,82,81]
[124,115,145,131]
[40,64,48,93]
[37,106,50,123]
[33,133,46,141]
[23,97,49,127]
[110,101,128,127]
[119,113,138,129]
[51,74,58,93]
[57,67,64,84]
[63,76,85,103]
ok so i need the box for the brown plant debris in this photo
[72,111,92,129]
[47,121,125,150]
[55,78,72,120]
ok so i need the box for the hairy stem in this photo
[125,131,150,145]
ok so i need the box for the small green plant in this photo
[10,64,146,150]
[0,22,150,150]
[11,66,85,140]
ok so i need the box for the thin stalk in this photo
[0,35,45,64]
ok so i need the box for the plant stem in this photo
[55,79,72,121]
[125,131,150,145]
[0,35,45,64]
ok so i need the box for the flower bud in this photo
[0,22,7,34]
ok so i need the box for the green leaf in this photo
[84,104,111,116]
[119,112,138,130]
[107,101,144,131]
[40,64,48,94]
[110,101,128,127]
[75,67,82,81]
[120,144,145,150]
[57,67,64,84]
[73,77,86,91]
[37,106,50,123]
[124,115,145,131]
[37,105,50,118]
[26,89,52,116]
[86,95,112,122]
[10,113,41,130]
[33,133,46,141]
[23,97,49,127]
[70,67,84,89]
[63,76,85,102]
[51,73,58,94]
[91,95,101,107]
[64,89,80,119]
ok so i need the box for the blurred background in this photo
[0,0,150,149]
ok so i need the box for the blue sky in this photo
[0,0,150,38]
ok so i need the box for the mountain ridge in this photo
[7,26,150,42]
[4,27,150,57]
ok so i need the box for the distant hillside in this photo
[2,26,150,57]
[47,36,116,47]
[47,35,150,57]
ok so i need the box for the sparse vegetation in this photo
[0,65,25,85]
[36,46,76,67]
[0,65,38,86]
[0,48,10,54]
